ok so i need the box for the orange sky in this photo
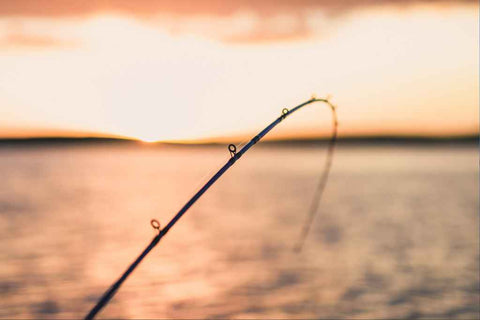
[0,1,478,142]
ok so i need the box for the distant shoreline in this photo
[0,135,477,147]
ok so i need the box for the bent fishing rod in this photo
[85,96,338,320]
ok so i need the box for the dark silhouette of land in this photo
[0,137,137,146]
[0,134,477,148]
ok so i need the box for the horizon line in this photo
[0,133,477,146]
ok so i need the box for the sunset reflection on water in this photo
[0,143,478,319]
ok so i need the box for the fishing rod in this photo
[85,96,338,320]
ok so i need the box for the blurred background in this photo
[0,0,478,319]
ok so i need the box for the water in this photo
[0,143,478,319]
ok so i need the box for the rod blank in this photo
[84,97,337,319]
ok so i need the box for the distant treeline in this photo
[263,135,478,147]
[0,137,137,146]
[0,135,477,147]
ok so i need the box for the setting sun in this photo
[1,1,478,319]
[0,3,477,141]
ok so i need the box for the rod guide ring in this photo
[150,219,161,230]
[228,144,237,158]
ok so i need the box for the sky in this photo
[0,0,478,142]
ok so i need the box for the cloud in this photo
[0,0,476,18]
[0,32,71,48]
[221,13,313,44]
[0,22,76,48]
[0,0,476,45]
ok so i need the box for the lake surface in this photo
[0,143,478,319]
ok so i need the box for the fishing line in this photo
[84,96,338,320]
[294,98,338,252]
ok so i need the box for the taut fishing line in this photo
[84,96,338,319]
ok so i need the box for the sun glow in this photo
[138,136,159,143]
[0,5,477,140]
